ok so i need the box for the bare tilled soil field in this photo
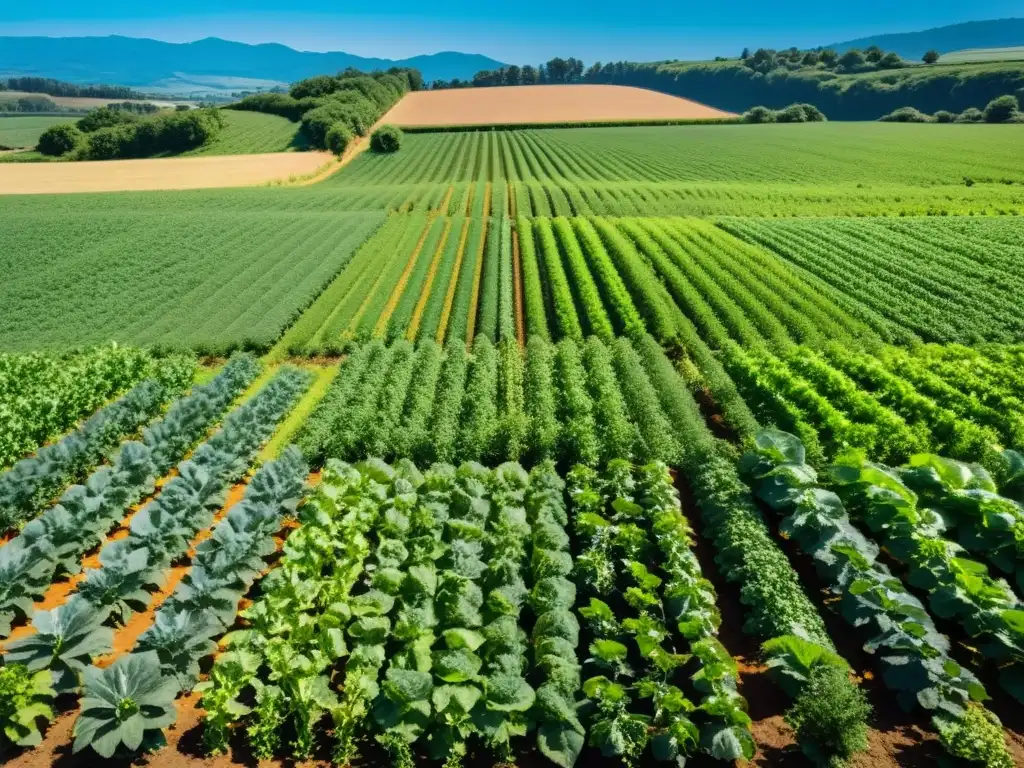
[0,151,333,194]
[379,83,736,126]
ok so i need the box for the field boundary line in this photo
[436,187,475,343]
[512,220,526,348]
[373,218,436,336]
[465,182,493,344]
[407,217,454,341]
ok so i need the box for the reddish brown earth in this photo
[379,84,736,127]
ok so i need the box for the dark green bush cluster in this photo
[370,124,403,153]
[40,107,225,159]
[742,103,826,123]
[37,123,84,156]
[228,67,420,150]
[879,95,1022,123]
[76,108,225,160]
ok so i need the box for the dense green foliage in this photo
[35,122,82,156]
[0,346,188,469]
[296,335,695,470]
[0,211,382,353]
[229,67,417,149]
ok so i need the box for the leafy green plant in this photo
[5,596,113,693]
[0,664,55,750]
[72,652,177,758]
[785,663,870,767]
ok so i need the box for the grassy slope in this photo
[185,109,308,156]
[0,115,76,149]
[941,47,1024,64]
[598,59,1024,118]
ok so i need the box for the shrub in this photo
[742,105,775,124]
[36,123,83,156]
[785,664,870,767]
[301,97,378,147]
[228,93,309,122]
[290,74,340,100]
[922,49,940,64]
[879,106,931,123]
[774,104,808,123]
[370,124,403,153]
[878,52,903,69]
[956,107,985,123]
[326,122,354,156]
[76,109,224,160]
[76,106,137,133]
[984,94,1019,123]
[794,103,827,121]
[934,110,955,123]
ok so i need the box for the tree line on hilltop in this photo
[430,49,1024,120]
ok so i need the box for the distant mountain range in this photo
[827,18,1024,59]
[0,36,506,94]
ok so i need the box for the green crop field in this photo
[0,115,76,149]
[941,46,1024,63]
[2,106,1024,768]
[183,108,308,155]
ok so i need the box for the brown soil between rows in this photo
[379,84,736,127]
[464,183,493,345]
[673,470,945,767]
[512,219,526,348]
[1,471,179,646]
[3,481,308,768]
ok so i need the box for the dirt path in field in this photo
[407,218,454,341]
[465,183,493,344]
[672,472,944,767]
[0,152,333,195]
[436,187,475,343]
[512,220,526,348]
[378,84,736,127]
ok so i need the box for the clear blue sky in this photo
[2,2,1021,62]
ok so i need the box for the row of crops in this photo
[295,334,697,470]
[332,125,1024,187]
[0,352,320,754]
[1,336,1022,766]
[277,211,1024,367]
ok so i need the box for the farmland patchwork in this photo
[0,115,1023,768]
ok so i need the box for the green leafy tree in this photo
[370,124,403,153]
[36,123,82,156]
[742,105,775,124]
[984,94,1019,123]
[326,122,354,155]
[922,49,940,64]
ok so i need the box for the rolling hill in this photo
[0,35,505,93]
[827,18,1024,59]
